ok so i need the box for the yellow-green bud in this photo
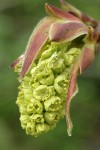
[15,41,81,137]
[44,112,60,124]
[44,96,62,111]
[27,99,43,114]
[36,123,50,134]
[26,121,36,135]
[33,85,55,101]
[29,114,44,123]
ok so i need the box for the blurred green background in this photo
[0,0,100,150]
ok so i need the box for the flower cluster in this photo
[16,42,81,136]
[11,0,100,136]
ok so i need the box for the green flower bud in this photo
[29,114,44,123]
[31,82,40,89]
[48,52,65,73]
[36,123,50,134]
[33,85,55,101]
[19,106,27,115]
[26,121,36,135]
[27,99,43,114]
[16,91,24,105]
[23,88,33,100]
[44,96,63,111]
[63,48,81,66]
[40,42,58,60]
[39,72,54,86]
[44,112,60,124]
[31,60,52,80]
[20,115,29,129]
[54,72,69,94]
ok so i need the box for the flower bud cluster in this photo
[16,41,81,136]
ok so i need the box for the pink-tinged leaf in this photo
[82,14,98,28]
[60,0,98,28]
[79,41,95,73]
[66,63,79,136]
[20,17,54,79]
[60,0,81,19]
[95,22,100,40]
[66,28,96,136]
[79,26,97,73]
[45,3,80,22]
[10,54,24,69]
[49,22,88,42]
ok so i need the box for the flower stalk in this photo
[11,0,100,137]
